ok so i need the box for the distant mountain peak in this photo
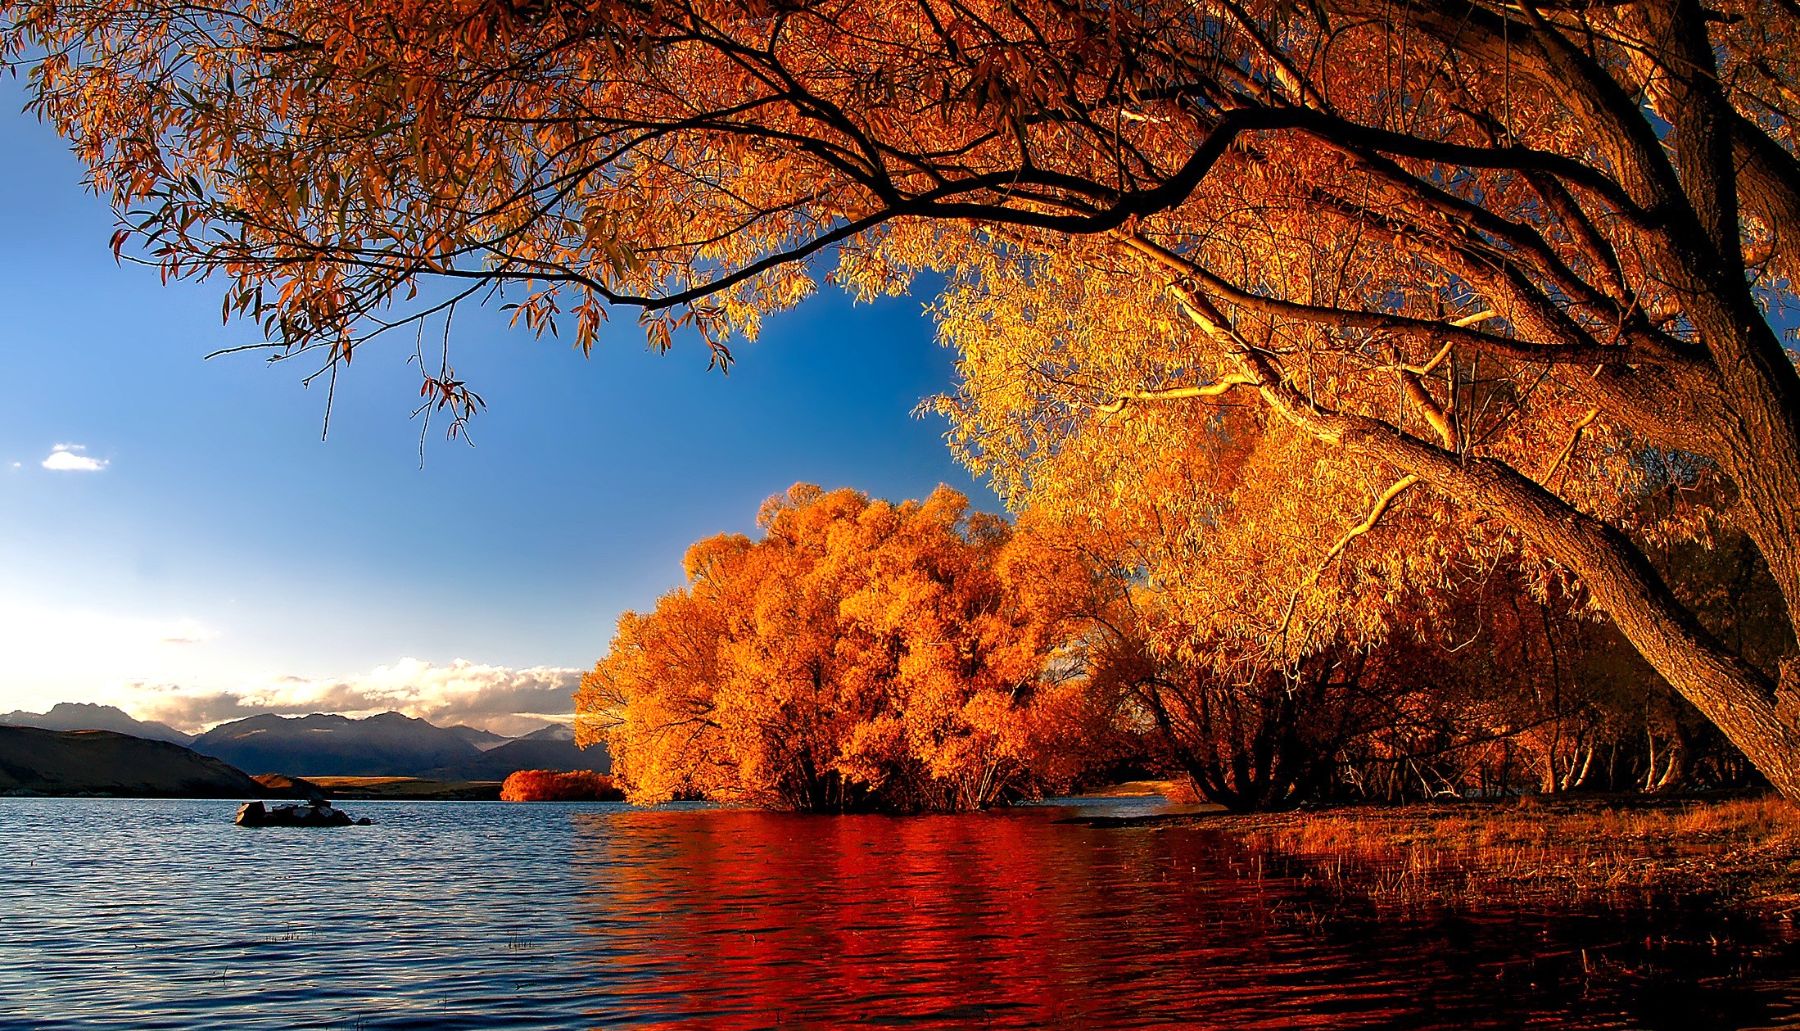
[192,710,484,777]
[184,710,606,778]
[446,724,514,751]
[520,723,576,743]
[47,702,125,716]
[0,702,194,745]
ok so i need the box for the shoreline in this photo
[1093,794,1800,924]
[288,776,503,801]
[10,785,1800,922]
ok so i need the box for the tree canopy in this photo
[6,0,1800,792]
[577,484,1106,811]
[499,768,624,801]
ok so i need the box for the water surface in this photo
[2,797,1797,1029]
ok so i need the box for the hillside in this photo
[191,712,481,776]
[186,711,609,779]
[427,723,611,779]
[302,776,504,801]
[445,724,513,751]
[0,703,193,745]
[0,727,263,797]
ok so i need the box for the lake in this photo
[2,796,1797,1029]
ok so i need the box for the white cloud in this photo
[0,596,579,735]
[41,443,108,472]
[131,658,584,735]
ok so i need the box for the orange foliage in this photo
[6,0,1800,791]
[576,484,1109,811]
[499,769,624,802]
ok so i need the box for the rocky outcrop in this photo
[234,800,372,827]
[0,727,264,797]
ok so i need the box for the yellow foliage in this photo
[576,484,1109,811]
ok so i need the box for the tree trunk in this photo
[1408,450,1800,798]
[1638,0,1800,655]
[1232,362,1800,798]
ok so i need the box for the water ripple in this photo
[1,797,1797,1029]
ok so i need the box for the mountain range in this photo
[446,724,513,751]
[0,706,610,779]
[0,726,265,797]
[428,724,602,780]
[0,703,194,746]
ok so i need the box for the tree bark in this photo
[1170,283,1800,796]
[1306,406,1800,798]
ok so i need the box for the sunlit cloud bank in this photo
[0,600,582,735]
[41,443,108,472]
[132,658,583,736]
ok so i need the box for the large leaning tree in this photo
[5,0,1799,790]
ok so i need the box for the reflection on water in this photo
[1,797,1797,1029]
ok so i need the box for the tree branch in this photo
[1096,375,1259,415]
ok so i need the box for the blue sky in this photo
[0,81,996,732]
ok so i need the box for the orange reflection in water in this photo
[566,806,1495,1030]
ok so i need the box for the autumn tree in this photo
[1085,539,1744,807]
[1002,414,1475,810]
[576,484,1105,812]
[1325,571,1671,800]
[1022,439,1737,808]
[499,769,624,801]
[7,1,1800,791]
[1087,628,1389,811]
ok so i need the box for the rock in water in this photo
[233,799,372,827]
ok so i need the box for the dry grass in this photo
[1210,795,1800,920]
[1083,779,1196,800]
[303,776,502,800]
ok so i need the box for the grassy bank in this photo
[300,776,502,801]
[1194,796,1800,921]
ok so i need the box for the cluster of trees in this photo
[575,482,1774,812]
[1086,563,1762,809]
[499,769,624,802]
[6,1,1798,798]
[576,485,1104,811]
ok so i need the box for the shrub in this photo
[499,769,624,802]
